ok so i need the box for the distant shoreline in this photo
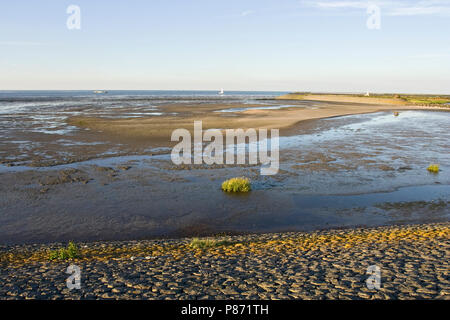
[277,92,450,107]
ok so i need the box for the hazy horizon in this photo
[1,89,449,96]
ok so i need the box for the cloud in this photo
[315,1,371,9]
[410,53,450,58]
[241,10,254,17]
[302,0,450,16]
[0,41,43,46]
[388,5,450,16]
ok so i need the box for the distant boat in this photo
[218,88,224,95]
[93,90,108,94]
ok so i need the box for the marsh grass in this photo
[49,241,80,261]
[189,238,232,249]
[362,94,450,106]
[282,93,450,106]
[427,164,440,173]
[404,97,450,105]
[74,120,88,127]
[221,177,251,193]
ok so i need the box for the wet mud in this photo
[0,101,449,244]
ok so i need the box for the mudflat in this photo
[2,95,447,168]
[0,93,449,301]
[0,96,449,244]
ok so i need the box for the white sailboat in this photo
[218,88,224,95]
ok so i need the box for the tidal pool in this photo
[277,110,450,194]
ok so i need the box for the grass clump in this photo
[406,97,450,106]
[221,177,251,193]
[427,164,440,173]
[189,238,231,249]
[49,241,80,261]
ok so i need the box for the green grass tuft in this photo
[427,164,440,173]
[49,241,80,261]
[221,177,251,193]
[74,120,88,127]
[189,238,232,249]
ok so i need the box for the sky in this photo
[0,0,449,93]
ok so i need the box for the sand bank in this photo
[67,99,442,143]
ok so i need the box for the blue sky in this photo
[1,0,449,93]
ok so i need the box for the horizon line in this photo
[0,89,449,96]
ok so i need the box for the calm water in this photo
[0,90,286,101]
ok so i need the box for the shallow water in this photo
[215,104,317,112]
[278,111,450,194]
[0,91,286,166]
